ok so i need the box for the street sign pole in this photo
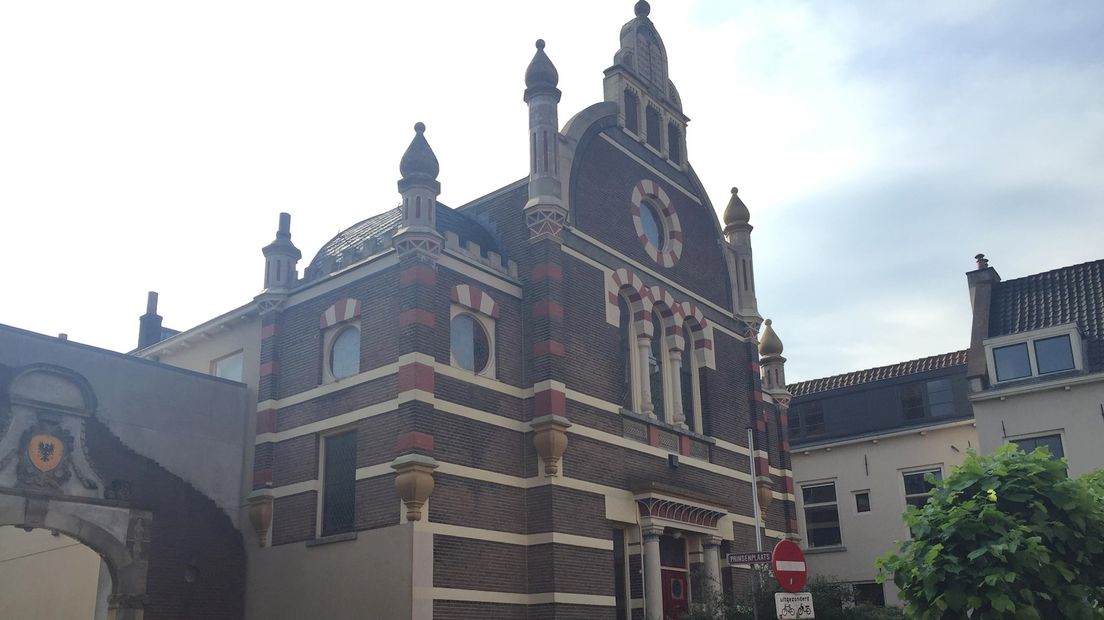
[748,428,762,620]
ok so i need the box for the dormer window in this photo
[985,324,1083,385]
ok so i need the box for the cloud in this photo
[0,1,1100,383]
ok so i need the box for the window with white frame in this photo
[903,469,942,509]
[324,324,360,382]
[854,491,871,514]
[801,482,842,547]
[1011,433,1065,460]
[211,350,244,382]
[449,290,496,378]
[986,325,1082,384]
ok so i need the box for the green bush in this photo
[877,446,1104,619]
[683,569,904,619]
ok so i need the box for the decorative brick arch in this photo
[605,268,654,337]
[645,285,682,351]
[630,179,683,268]
[319,298,362,329]
[451,284,499,318]
[678,301,716,369]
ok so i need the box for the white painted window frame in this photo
[449,305,497,379]
[210,349,244,382]
[900,465,943,509]
[322,322,361,385]
[798,479,842,549]
[984,323,1083,385]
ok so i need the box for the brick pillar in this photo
[252,297,286,493]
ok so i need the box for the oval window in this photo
[330,327,360,379]
[640,200,665,250]
[451,314,490,373]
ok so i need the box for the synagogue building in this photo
[134,3,797,618]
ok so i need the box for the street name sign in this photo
[727,551,773,565]
[775,592,814,619]
[771,540,808,593]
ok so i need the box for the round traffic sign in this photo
[771,539,808,593]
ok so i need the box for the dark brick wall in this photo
[435,536,528,593]
[275,268,400,398]
[354,475,399,530]
[434,601,528,620]
[436,375,529,422]
[571,131,731,308]
[564,435,754,516]
[276,374,396,432]
[528,543,614,595]
[272,434,317,487]
[430,474,527,534]
[85,419,246,619]
[271,491,316,545]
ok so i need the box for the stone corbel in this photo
[391,454,438,522]
[246,487,275,547]
[531,414,572,476]
[755,475,774,522]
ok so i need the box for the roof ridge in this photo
[788,349,968,397]
[997,258,1104,286]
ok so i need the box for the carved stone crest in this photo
[12,420,97,491]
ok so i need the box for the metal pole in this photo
[748,428,762,620]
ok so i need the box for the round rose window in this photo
[630,179,683,268]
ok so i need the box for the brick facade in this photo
[233,5,796,618]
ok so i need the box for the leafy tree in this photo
[877,446,1104,619]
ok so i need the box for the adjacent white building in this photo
[788,351,976,606]
[965,255,1104,477]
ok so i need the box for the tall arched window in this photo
[680,339,695,432]
[618,295,634,410]
[624,89,640,135]
[649,314,666,420]
[667,122,682,164]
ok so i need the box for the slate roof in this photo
[989,259,1104,372]
[789,350,969,397]
[303,201,504,282]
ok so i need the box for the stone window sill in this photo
[804,545,847,555]
[306,531,357,547]
[620,408,717,445]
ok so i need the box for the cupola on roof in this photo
[723,187,750,228]
[524,39,559,92]
[759,319,784,357]
[399,122,440,182]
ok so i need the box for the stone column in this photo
[702,536,723,598]
[642,526,664,620]
[638,336,655,417]
[668,349,686,429]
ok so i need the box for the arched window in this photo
[329,326,360,380]
[624,89,640,135]
[646,106,662,151]
[667,122,682,164]
[680,339,695,432]
[618,295,634,410]
[450,314,491,374]
[649,314,666,420]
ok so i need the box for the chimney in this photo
[965,254,1000,389]
[137,291,164,350]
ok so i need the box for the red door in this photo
[661,569,689,620]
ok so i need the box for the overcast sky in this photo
[2,1,1101,382]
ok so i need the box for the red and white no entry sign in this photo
[771,539,808,593]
